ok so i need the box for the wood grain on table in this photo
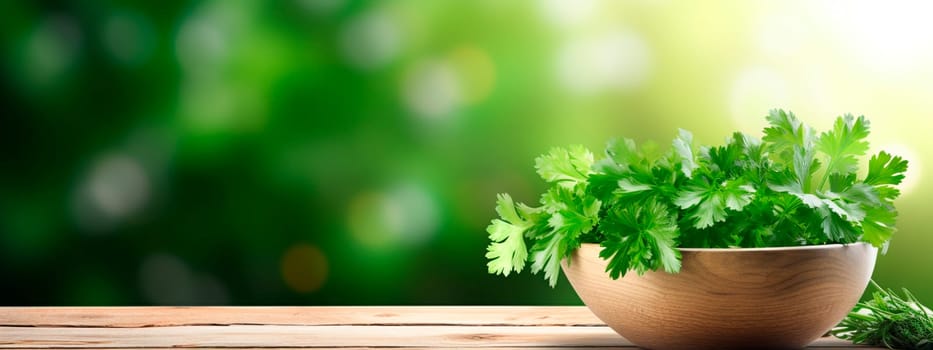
[0,307,883,349]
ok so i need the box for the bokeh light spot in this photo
[447,45,496,105]
[339,9,401,70]
[139,254,195,304]
[281,244,329,293]
[814,1,933,78]
[139,253,230,305]
[179,80,235,131]
[347,193,391,248]
[19,15,81,89]
[402,59,462,120]
[555,30,652,94]
[382,184,439,246]
[102,10,156,67]
[539,0,600,28]
[177,78,268,136]
[347,183,440,249]
[72,153,151,233]
[175,5,234,78]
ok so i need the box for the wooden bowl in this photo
[561,243,877,350]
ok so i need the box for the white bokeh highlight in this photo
[175,4,241,79]
[339,9,401,70]
[21,15,82,88]
[139,253,230,305]
[539,0,600,28]
[814,1,933,78]
[555,30,652,94]
[382,183,440,246]
[72,153,151,232]
[102,11,156,67]
[347,182,440,249]
[402,59,462,120]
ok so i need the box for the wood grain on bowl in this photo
[562,243,877,350]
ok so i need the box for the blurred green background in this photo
[1,0,931,306]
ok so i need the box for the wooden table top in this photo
[0,306,882,349]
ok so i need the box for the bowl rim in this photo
[579,241,874,252]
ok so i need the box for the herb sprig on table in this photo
[485,110,908,286]
[833,281,933,350]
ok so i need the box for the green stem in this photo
[817,159,835,192]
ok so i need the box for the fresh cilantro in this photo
[530,185,601,287]
[673,129,699,178]
[485,193,536,276]
[535,145,594,189]
[817,115,870,177]
[866,151,909,187]
[599,198,681,278]
[485,109,908,286]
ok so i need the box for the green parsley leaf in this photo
[865,151,909,187]
[530,186,601,287]
[674,179,755,229]
[862,205,898,249]
[829,173,857,193]
[604,137,641,169]
[707,142,745,177]
[816,115,870,190]
[735,132,767,170]
[723,179,757,211]
[485,194,538,276]
[674,184,726,229]
[763,109,817,159]
[792,145,821,193]
[590,139,680,205]
[535,145,594,189]
[599,199,681,278]
[816,115,871,174]
[817,205,860,242]
[673,129,699,178]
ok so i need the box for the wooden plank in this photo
[0,325,880,349]
[0,348,877,350]
[0,307,602,328]
[0,325,627,348]
[811,336,881,348]
[0,348,642,350]
[0,307,883,349]
[0,348,879,350]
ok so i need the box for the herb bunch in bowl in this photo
[486,109,908,286]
